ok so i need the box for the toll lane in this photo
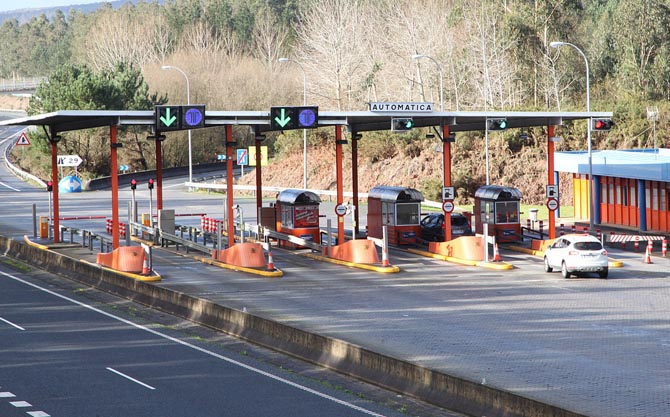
[0,267,410,417]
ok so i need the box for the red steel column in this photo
[156,138,163,211]
[226,125,235,247]
[50,136,60,243]
[110,125,119,249]
[443,124,452,242]
[548,125,556,239]
[351,131,359,237]
[336,125,344,243]
[255,137,263,220]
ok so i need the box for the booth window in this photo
[396,203,420,225]
[281,206,294,229]
[631,185,636,207]
[495,201,519,224]
[382,202,395,225]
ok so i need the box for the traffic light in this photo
[130,179,137,190]
[487,118,508,131]
[270,106,319,130]
[391,118,414,132]
[148,178,154,190]
[46,181,53,192]
[155,105,181,131]
[592,118,613,131]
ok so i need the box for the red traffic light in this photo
[592,118,613,131]
[148,178,154,190]
[46,181,53,192]
[130,179,137,190]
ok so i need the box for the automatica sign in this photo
[368,102,433,112]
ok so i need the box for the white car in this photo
[543,234,609,278]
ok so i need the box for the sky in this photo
[0,1,101,12]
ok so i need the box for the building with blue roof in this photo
[554,149,670,232]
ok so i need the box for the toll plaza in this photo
[274,189,321,249]
[474,185,522,242]
[367,185,423,245]
[0,107,612,271]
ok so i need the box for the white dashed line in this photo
[106,367,156,390]
[0,316,25,330]
[10,400,31,407]
[27,412,51,417]
[0,392,16,397]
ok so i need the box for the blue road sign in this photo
[183,105,205,128]
[298,108,317,127]
[58,175,82,193]
[217,154,226,161]
[237,149,248,165]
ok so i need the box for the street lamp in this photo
[278,57,308,189]
[550,41,594,231]
[412,54,444,112]
[161,65,192,185]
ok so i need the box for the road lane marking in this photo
[0,392,16,397]
[0,316,25,330]
[27,412,51,417]
[0,181,21,192]
[106,367,156,390]
[0,270,386,417]
[10,400,31,407]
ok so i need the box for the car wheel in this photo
[544,257,553,273]
[598,268,608,279]
[561,262,571,278]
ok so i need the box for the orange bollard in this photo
[663,239,667,257]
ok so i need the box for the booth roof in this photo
[276,189,321,204]
[474,185,522,200]
[368,185,424,202]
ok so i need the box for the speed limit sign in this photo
[442,200,454,213]
[335,204,347,217]
[546,198,559,211]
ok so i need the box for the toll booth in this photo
[275,189,321,249]
[474,185,522,242]
[367,185,423,245]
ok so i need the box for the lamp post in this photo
[412,54,444,111]
[278,57,308,189]
[161,65,192,185]
[550,41,593,231]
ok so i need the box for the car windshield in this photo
[573,241,603,251]
[451,216,468,226]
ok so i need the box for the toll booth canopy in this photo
[474,185,522,242]
[275,189,321,248]
[367,185,423,244]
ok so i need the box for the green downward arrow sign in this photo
[160,108,177,127]
[274,108,291,128]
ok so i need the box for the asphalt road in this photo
[0,263,449,417]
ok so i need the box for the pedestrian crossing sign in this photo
[15,132,30,146]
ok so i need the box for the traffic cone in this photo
[142,255,150,275]
[493,243,501,262]
[267,250,275,271]
[644,245,652,264]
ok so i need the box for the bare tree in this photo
[252,6,290,69]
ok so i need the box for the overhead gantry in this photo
[0,107,612,248]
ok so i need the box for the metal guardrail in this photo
[0,77,45,91]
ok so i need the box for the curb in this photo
[301,252,401,273]
[407,248,514,270]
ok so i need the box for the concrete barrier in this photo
[0,234,587,417]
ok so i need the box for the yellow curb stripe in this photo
[23,235,49,250]
[193,255,284,278]
[301,252,400,273]
[407,248,514,270]
[80,259,162,282]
